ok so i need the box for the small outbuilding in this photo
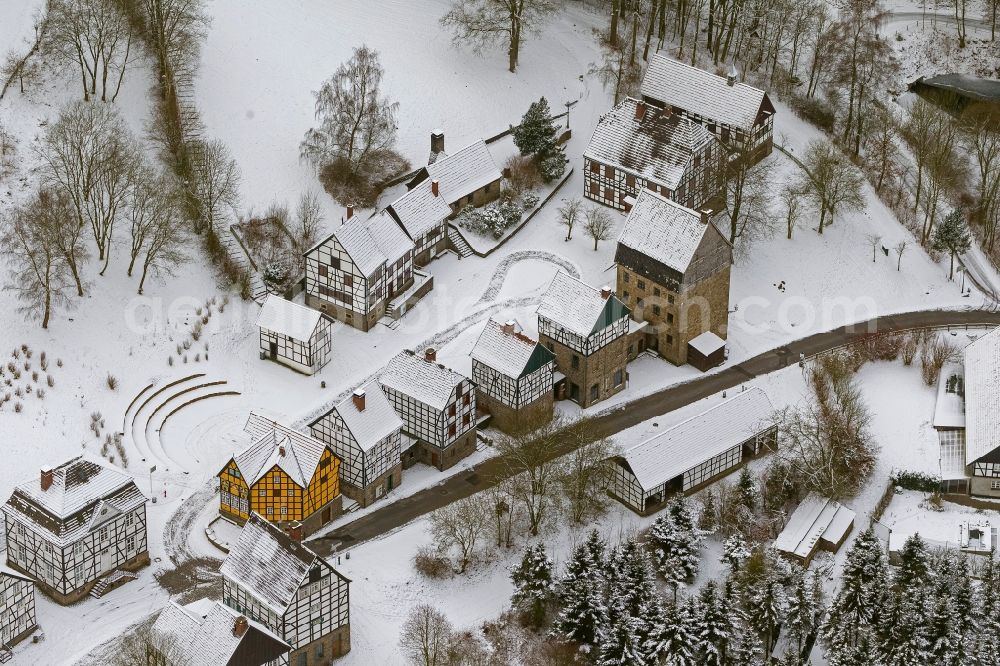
[0,565,37,654]
[256,294,334,375]
[687,331,726,371]
[773,493,856,565]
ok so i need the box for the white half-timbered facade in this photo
[257,294,334,375]
[608,388,776,514]
[0,566,36,651]
[2,456,149,605]
[380,349,478,470]
[308,381,405,507]
[384,178,452,266]
[221,514,351,666]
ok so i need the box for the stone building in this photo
[640,55,775,165]
[408,137,504,215]
[221,514,351,665]
[583,97,726,212]
[2,456,149,605]
[217,413,342,537]
[615,190,732,367]
[308,381,405,508]
[470,319,556,433]
[0,566,36,654]
[256,294,334,376]
[536,272,631,409]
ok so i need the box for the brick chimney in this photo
[600,286,612,299]
[431,179,440,197]
[431,130,445,155]
[346,204,354,220]
[287,521,304,542]
[424,347,437,362]
[501,320,516,335]
[40,466,53,492]
[634,101,647,122]
[727,65,738,87]
[700,209,713,225]
[352,388,366,412]
[233,616,248,638]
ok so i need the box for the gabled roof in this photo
[617,190,716,274]
[0,564,33,584]
[333,380,404,453]
[310,212,414,278]
[584,97,714,190]
[471,318,554,379]
[256,294,325,342]
[233,414,330,488]
[380,350,468,411]
[424,140,503,205]
[933,362,966,430]
[965,328,1000,465]
[2,454,147,546]
[151,599,290,666]
[773,493,856,560]
[536,271,630,339]
[366,211,415,265]
[619,388,774,490]
[640,54,769,132]
[387,178,452,241]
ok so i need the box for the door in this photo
[569,383,580,403]
[387,474,394,491]
[268,341,278,360]
[100,547,115,573]
[322,506,332,524]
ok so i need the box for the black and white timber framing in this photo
[471,319,555,417]
[256,294,335,375]
[0,566,36,650]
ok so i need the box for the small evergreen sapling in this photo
[932,208,972,279]
[513,97,560,157]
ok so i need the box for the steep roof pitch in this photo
[310,211,414,279]
[256,294,325,342]
[536,271,630,339]
[773,493,856,560]
[366,211,415,265]
[380,350,468,411]
[965,328,1000,465]
[640,54,769,131]
[387,178,452,241]
[471,319,554,379]
[424,140,503,205]
[333,380,404,453]
[617,190,715,274]
[234,414,330,488]
[584,97,715,190]
[620,388,774,490]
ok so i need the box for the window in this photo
[637,280,645,290]
[280,507,288,516]
[287,488,294,496]
[623,291,630,300]
[259,488,266,496]
[667,313,674,324]
[126,535,136,553]
[622,273,630,283]
[653,305,661,316]
[331,257,341,270]
[266,507,273,515]
[614,370,624,387]
[318,264,328,277]
[589,384,599,401]
[571,355,580,370]
[666,335,674,345]
[668,294,675,304]
[653,287,660,297]
[992,480,1000,490]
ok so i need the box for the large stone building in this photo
[583,97,726,212]
[221,514,351,665]
[0,566,36,654]
[217,414,342,537]
[615,190,732,367]
[640,54,775,165]
[256,294,335,376]
[2,456,149,605]
[308,381,405,507]
[470,319,556,433]
[537,272,631,409]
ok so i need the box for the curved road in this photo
[309,308,1000,556]
[885,11,993,31]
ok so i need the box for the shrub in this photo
[538,151,567,182]
[891,470,940,493]
[168,356,174,366]
[504,154,542,194]
[11,349,19,359]
[36,389,44,400]
[413,546,452,579]
[920,337,958,385]
[14,402,22,413]
[191,321,203,342]
[788,94,836,133]
[47,375,54,387]
[521,191,540,210]
[56,358,62,367]
[107,374,119,391]
[31,371,38,383]
[195,353,201,362]
[901,333,919,365]
[457,199,524,239]
[23,360,30,371]
[14,387,23,398]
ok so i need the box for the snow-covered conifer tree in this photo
[552,543,606,648]
[511,543,555,628]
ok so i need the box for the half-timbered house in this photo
[583,97,726,212]
[537,272,631,409]
[408,138,503,215]
[257,294,334,376]
[608,388,776,514]
[2,456,149,605]
[640,55,775,165]
[384,178,453,266]
[615,190,732,366]
[470,319,556,433]
[217,413,342,537]
[379,349,477,471]
[150,598,291,666]
[221,514,351,665]
[963,327,1000,497]
[0,566,36,654]
[308,381,405,508]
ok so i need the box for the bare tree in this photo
[429,494,491,574]
[796,139,864,233]
[0,122,16,181]
[864,233,881,263]
[894,240,907,271]
[47,0,134,102]
[136,186,188,295]
[399,604,455,666]
[135,0,208,75]
[496,417,568,536]
[780,181,804,240]
[559,433,616,524]
[592,19,643,105]
[112,620,189,666]
[961,108,1000,252]
[726,154,776,252]
[293,190,324,254]
[485,476,519,549]
[189,138,240,233]
[556,197,582,240]
[864,104,901,195]
[440,0,559,73]
[583,205,613,251]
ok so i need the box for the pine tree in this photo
[648,496,703,592]
[822,529,889,661]
[932,207,973,279]
[552,543,606,647]
[699,490,718,531]
[695,582,731,666]
[597,586,647,666]
[721,534,752,573]
[512,97,560,157]
[584,528,608,569]
[927,593,960,666]
[895,534,931,591]
[972,556,1000,666]
[729,630,766,666]
[748,576,787,653]
[736,466,757,512]
[645,598,699,666]
[511,543,555,628]
[785,571,822,658]
[880,589,930,666]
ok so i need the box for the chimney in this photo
[424,347,437,363]
[352,388,366,412]
[346,204,354,220]
[287,521,304,542]
[700,209,713,225]
[727,65,738,87]
[431,179,440,197]
[233,616,249,638]
[431,130,445,155]
[502,320,516,335]
[279,445,286,457]
[600,286,612,299]
[40,466,53,492]
[634,101,647,122]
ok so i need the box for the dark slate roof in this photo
[914,74,1000,103]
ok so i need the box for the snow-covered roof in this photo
[316,212,414,278]
[367,210,417,264]
[220,514,322,616]
[618,190,715,274]
[688,331,725,356]
[0,564,33,583]
[914,74,1000,103]
[2,454,147,546]
[151,599,289,666]
[387,178,452,241]
[773,493,856,560]
[933,362,966,430]
[256,294,325,341]
[333,380,403,453]
[235,413,330,487]
[620,388,774,490]
[424,139,503,206]
[380,350,468,411]
[965,328,1000,465]
[640,54,769,132]
[537,271,629,339]
[584,97,715,190]
[471,318,554,380]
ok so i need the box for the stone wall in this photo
[541,334,628,409]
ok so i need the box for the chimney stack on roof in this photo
[233,616,249,638]
[352,388,366,412]
[346,204,354,220]
[40,466,53,492]
[424,347,437,363]
[600,286,612,299]
[287,521,304,542]
[727,65,738,87]
[279,445,286,457]
[700,209,713,225]
[431,130,445,155]
[634,101,647,122]
[501,320,516,335]
[431,179,440,197]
